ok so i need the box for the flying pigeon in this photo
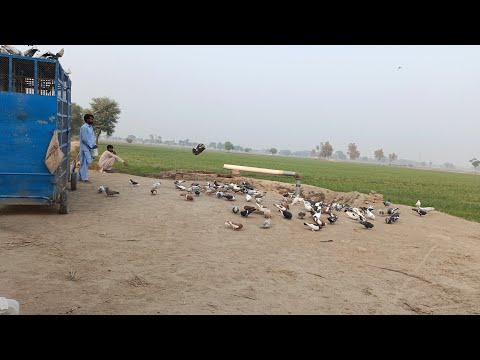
[415,200,421,208]
[151,189,157,195]
[129,179,140,187]
[304,222,321,231]
[105,187,119,196]
[397,66,402,70]
[192,143,206,156]
[232,206,240,214]
[24,47,39,57]
[260,219,271,229]
[298,211,306,219]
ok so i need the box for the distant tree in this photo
[319,141,334,158]
[245,148,252,153]
[208,142,217,149]
[470,158,480,172]
[156,135,162,144]
[360,156,370,162]
[311,149,317,158]
[374,149,385,161]
[334,150,347,160]
[224,141,234,151]
[89,97,121,144]
[70,103,84,136]
[217,142,224,150]
[388,153,398,162]
[233,145,244,152]
[347,143,360,160]
[126,135,136,144]
[270,148,278,155]
[444,162,455,169]
[420,161,427,167]
[279,149,292,156]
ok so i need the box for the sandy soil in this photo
[1,170,480,315]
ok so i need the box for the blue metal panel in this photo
[0,53,71,207]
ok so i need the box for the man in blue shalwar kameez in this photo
[79,114,97,183]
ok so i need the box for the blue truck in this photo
[0,51,76,214]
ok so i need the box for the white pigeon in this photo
[291,196,303,206]
[415,200,421,208]
[365,209,375,220]
[245,194,252,202]
[255,197,262,205]
[303,201,313,212]
[152,182,161,189]
[304,222,321,231]
[313,211,322,224]
[176,184,187,191]
[260,219,271,229]
[274,203,287,212]
[98,186,105,193]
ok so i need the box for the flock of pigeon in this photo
[96,178,435,233]
[1,45,65,60]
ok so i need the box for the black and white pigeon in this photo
[224,194,235,201]
[385,213,400,224]
[24,47,39,57]
[232,206,240,214]
[304,222,321,231]
[129,179,140,187]
[98,186,105,193]
[194,189,201,196]
[240,209,255,217]
[260,219,271,229]
[279,209,293,219]
[192,143,206,155]
[151,189,157,195]
[327,214,338,224]
[387,207,399,215]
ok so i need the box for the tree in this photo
[217,142,224,150]
[444,162,455,169]
[208,142,217,149]
[70,103,84,136]
[388,153,398,162]
[374,149,385,161]
[319,141,334,158]
[334,151,347,160]
[270,148,278,155]
[89,97,121,144]
[279,149,292,156]
[245,148,252,153]
[470,158,480,172]
[347,143,360,160]
[233,145,244,152]
[224,141,234,151]
[126,135,136,144]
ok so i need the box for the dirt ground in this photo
[1,170,480,315]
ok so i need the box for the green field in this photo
[99,143,480,223]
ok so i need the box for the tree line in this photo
[311,142,399,163]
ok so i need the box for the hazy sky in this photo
[14,45,480,167]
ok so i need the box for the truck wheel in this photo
[71,171,78,191]
[59,190,69,214]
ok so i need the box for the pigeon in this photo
[243,206,257,213]
[183,193,194,201]
[225,221,243,230]
[360,220,374,229]
[192,143,206,156]
[397,66,402,70]
[216,191,225,198]
[129,179,140,187]
[232,206,240,214]
[383,199,392,207]
[274,203,287,212]
[105,187,119,196]
[313,211,322,224]
[385,213,400,224]
[327,214,338,224]
[255,197,263,205]
[98,186,105,193]
[245,194,252,202]
[415,200,421,208]
[387,207,399,215]
[24,47,39,57]
[152,182,161,189]
[412,208,427,216]
[174,180,185,185]
[291,196,304,206]
[224,194,235,201]
[263,208,272,219]
[151,189,157,195]
[279,209,293,219]
[240,209,254,217]
[260,219,271,229]
[298,211,306,219]
[194,189,201,196]
[304,222,321,231]
[365,209,375,220]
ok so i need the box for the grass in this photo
[98,142,480,223]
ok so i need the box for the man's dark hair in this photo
[84,114,94,122]
[107,145,114,150]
